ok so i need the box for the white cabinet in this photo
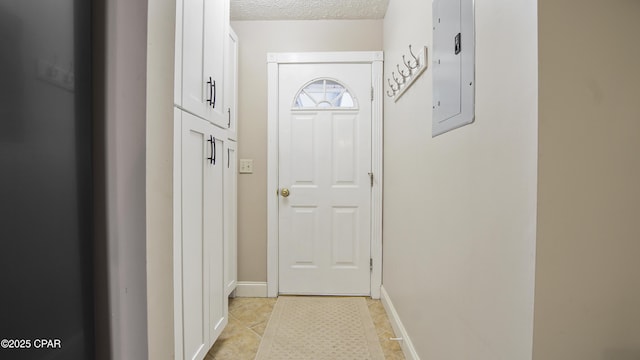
[175,0,227,128]
[224,27,239,140]
[174,109,227,360]
[223,29,238,294]
[223,140,237,296]
[174,0,234,356]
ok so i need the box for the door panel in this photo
[332,113,358,184]
[208,131,226,345]
[290,115,317,183]
[224,141,238,296]
[179,111,226,359]
[224,27,239,139]
[181,112,211,360]
[181,0,207,118]
[181,0,225,127]
[291,207,319,266]
[278,63,372,295]
[202,0,226,127]
[331,207,359,266]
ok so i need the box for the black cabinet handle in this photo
[227,108,231,128]
[206,77,213,106]
[227,148,230,168]
[207,135,214,164]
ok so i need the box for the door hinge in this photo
[370,258,373,271]
[368,172,373,187]
[371,87,374,101]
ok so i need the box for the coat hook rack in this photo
[386,45,429,102]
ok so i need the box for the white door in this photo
[278,63,372,295]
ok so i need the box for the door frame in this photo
[266,51,384,299]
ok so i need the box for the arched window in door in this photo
[293,78,358,110]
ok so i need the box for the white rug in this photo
[255,296,385,360]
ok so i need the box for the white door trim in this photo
[267,51,384,299]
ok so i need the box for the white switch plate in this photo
[239,159,253,174]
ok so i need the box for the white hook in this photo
[392,72,404,86]
[388,78,398,92]
[408,45,421,68]
[397,64,410,79]
[402,55,415,70]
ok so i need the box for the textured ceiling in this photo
[231,0,390,21]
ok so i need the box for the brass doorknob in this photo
[280,188,290,198]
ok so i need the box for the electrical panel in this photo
[432,0,475,137]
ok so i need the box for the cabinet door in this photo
[224,27,238,140]
[182,0,226,127]
[176,110,227,358]
[177,110,212,360]
[223,140,237,296]
[208,126,227,345]
[203,0,226,128]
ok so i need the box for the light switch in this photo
[239,159,253,174]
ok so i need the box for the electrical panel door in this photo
[432,0,475,137]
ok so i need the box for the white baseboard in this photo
[380,285,420,360]
[234,281,268,298]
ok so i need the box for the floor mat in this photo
[255,296,385,360]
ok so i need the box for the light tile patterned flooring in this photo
[206,297,405,360]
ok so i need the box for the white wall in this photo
[98,1,177,359]
[533,1,640,359]
[97,0,149,358]
[146,0,176,359]
[230,20,383,282]
[382,0,538,358]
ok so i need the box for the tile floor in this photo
[205,297,405,360]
